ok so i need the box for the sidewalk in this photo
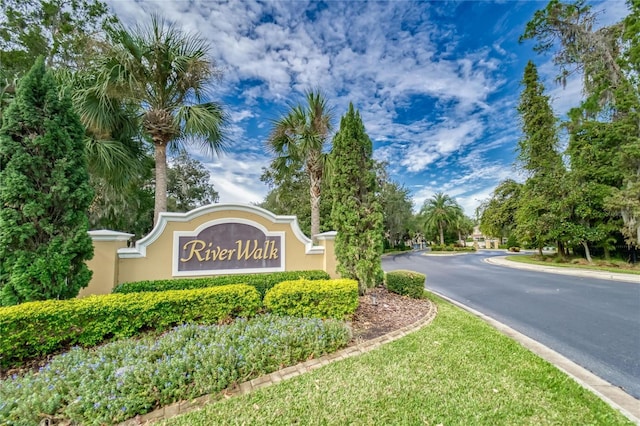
[485,256,640,284]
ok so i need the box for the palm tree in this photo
[268,90,332,241]
[420,192,462,245]
[55,67,146,190]
[92,15,227,224]
[454,213,474,247]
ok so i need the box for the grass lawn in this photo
[163,295,632,426]
[506,255,640,276]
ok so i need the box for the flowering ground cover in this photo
[0,315,350,425]
[163,295,633,426]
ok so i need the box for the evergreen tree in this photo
[605,4,640,250]
[380,180,414,248]
[565,112,625,261]
[329,104,383,295]
[515,61,567,254]
[523,0,639,257]
[0,58,94,305]
[167,151,220,212]
[478,179,522,240]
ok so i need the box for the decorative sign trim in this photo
[172,218,285,276]
[118,203,324,259]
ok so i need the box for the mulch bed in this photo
[349,286,433,342]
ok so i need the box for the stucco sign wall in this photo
[174,219,284,276]
[81,204,338,294]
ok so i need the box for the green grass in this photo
[163,295,632,426]
[507,255,640,276]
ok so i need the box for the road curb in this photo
[484,256,640,284]
[427,288,640,425]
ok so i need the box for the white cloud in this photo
[199,150,270,205]
[400,119,484,172]
[102,0,544,216]
[229,109,255,123]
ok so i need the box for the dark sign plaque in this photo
[175,221,283,275]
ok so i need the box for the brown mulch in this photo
[349,286,433,342]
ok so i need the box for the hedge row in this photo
[0,285,261,367]
[430,244,476,252]
[264,279,359,319]
[386,270,426,299]
[113,270,331,297]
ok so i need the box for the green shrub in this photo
[386,270,426,299]
[430,244,475,252]
[0,285,261,367]
[0,315,350,425]
[264,279,359,319]
[113,270,330,297]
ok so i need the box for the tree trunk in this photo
[439,224,444,246]
[538,246,543,256]
[309,170,321,243]
[603,246,610,260]
[581,240,593,264]
[154,143,168,225]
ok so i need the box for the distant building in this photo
[471,226,503,249]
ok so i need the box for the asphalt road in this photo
[382,250,640,399]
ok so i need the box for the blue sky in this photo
[105,0,629,216]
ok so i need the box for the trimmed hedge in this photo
[113,270,331,297]
[0,284,261,367]
[264,279,359,319]
[430,244,476,252]
[386,270,426,299]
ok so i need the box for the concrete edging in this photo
[484,256,640,284]
[428,289,640,425]
[120,301,438,425]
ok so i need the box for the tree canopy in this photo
[90,14,228,224]
[420,192,463,246]
[267,90,333,241]
[481,0,638,262]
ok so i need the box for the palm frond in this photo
[85,137,146,189]
[174,102,228,155]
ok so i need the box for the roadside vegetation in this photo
[0,315,350,424]
[478,1,639,265]
[163,294,633,426]
[0,275,358,423]
[507,255,640,275]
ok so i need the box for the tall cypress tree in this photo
[329,103,383,295]
[0,58,94,306]
[515,61,567,254]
